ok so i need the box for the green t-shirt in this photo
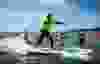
[40,16,56,32]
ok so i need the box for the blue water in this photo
[0,0,98,32]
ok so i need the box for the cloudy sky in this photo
[0,0,99,32]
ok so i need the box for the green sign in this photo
[64,32,80,64]
[96,40,100,48]
[64,32,80,48]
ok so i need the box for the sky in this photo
[0,0,99,32]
